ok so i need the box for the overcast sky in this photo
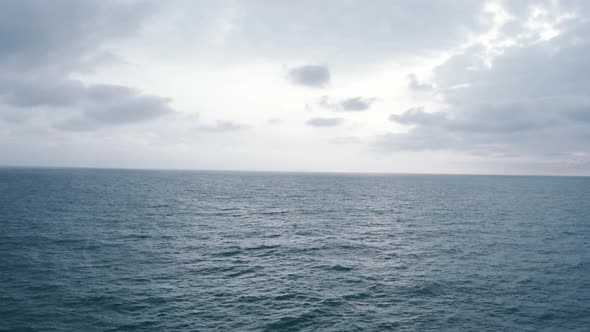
[1,0,589,175]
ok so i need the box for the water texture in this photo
[0,168,589,331]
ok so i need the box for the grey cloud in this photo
[85,85,173,127]
[288,65,330,87]
[84,95,172,125]
[0,76,173,129]
[389,107,446,125]
[57,85,174,131]
[187,1,489,61]
[195,120,248,132]
[87,84,138,102]
[319,96,377,112]
[0,111,29,124]
[377,127,460,152]
[0,0,154,72]
[56,118,100,132]
[378,1,590,164]
[0,77,86,108]
[0,1,176,131]
[306,117,344,127]
[383,99,587,153]
[567,107,590,123]
[340,97,375,111]
[407,74,433,92]
[443,103,551,134]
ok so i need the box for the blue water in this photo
[0,168,589,331]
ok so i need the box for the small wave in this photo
[342,292,370,301]
[408,281,451,297]
[245,244,281,251]
[258,210,289,216]
[263,308,327,331]
[263,233,282,238]
[218,207,239,211]
[319,298,343,307]
[327,264,354,272]
[121,234,151,240]
[147,204,170,209]
[237,295,264,303]
[213,249,242,257]
[294,230,315,236]
[538,312,557,320]
[226,267,260,278]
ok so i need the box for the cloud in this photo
[195,120,248,132]
[383,98,590,154]
[0,76,174,131]
[82,93,172,126]
[306,117,344,127]
[57,84,174,131]
[0,0,154,72]
[318,96,377,112]
[175,1,489,62]
[0,0,176,131]
[389,107,446,125]
[287,65,330,87]
[0,76,86,108]
[2,0,590,174]
[377,1,590,165]
[407,74,433,92]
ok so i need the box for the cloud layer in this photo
[377,0,590,171]
[0,0,174,132]
[1,0,589,174]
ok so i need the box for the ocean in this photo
[0,168,588,331]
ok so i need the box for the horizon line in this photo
[0,164,588,178]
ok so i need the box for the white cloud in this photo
[1,0,589,175]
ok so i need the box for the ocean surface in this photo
[0,168,589,331]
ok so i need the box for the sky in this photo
[1,0,589,175]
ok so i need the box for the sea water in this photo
[1,168,589,331]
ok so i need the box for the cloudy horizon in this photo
[1,0,590,176]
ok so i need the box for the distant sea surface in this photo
[1,168,589,331]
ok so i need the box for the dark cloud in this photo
[287,65,330,87]
[195,120,248,132]
[306,117,344,127]
[407,74,433,92]
[318,96,377,112]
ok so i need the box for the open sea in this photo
[0,168,589,331]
